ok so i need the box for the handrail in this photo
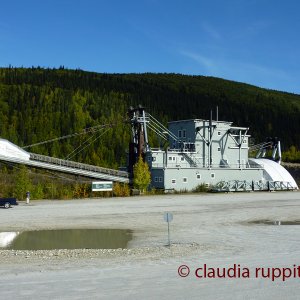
[29,153,129,178]
[151,161,264,169]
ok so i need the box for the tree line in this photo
[0,66,299,171]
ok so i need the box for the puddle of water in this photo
[249,220,300,226]
[0,229,132,250]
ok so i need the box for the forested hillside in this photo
[0,66,299,168]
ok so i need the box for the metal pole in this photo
[167,219,170,247]
[239,130,241,169]
[164,212,173,247]
[209,111,213,168]
[142,110,149,152]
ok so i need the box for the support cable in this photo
[64,131,99,160]
[147,123,169,141]
[64,128,111,161]
[22,123,116,149]
[147,113,178,141]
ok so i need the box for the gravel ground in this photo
[0,191,300,299]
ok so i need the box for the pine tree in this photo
[13,165,32,200]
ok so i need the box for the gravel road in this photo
[0,191,299,299]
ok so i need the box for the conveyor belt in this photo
[0,153,130,183]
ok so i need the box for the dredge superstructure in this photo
[128,106,298,192]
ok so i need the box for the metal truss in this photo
[212,180,295,192]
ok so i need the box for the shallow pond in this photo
[0,229,132,250]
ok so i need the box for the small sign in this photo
[92,181,113,192]
[164,212,173,222]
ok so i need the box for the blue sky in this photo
[1,0,300,94]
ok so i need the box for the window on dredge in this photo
[155,177,163,183]
[183,177,188,183]
[178,130,182,138]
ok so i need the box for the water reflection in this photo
[0,232,20,247]
[0,229,132,250]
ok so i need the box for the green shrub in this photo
[192,183,209,193]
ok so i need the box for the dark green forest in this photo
[0,66,299,169]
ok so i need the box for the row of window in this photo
[180,130,223,138]
[154,177,163,182]
[177,130,248,143]
[167,155,246,165]
[152,154,246,163]
[171,174,215,184]
[171,177,188,184]
[148,157,157,162]
[154,173,215,184]
[168,156,185,161]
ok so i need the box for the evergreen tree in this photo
[13,165,32,200]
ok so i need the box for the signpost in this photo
[164,212,173,247]
[92,181,113,192]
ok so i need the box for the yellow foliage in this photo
[113,182,130,197]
